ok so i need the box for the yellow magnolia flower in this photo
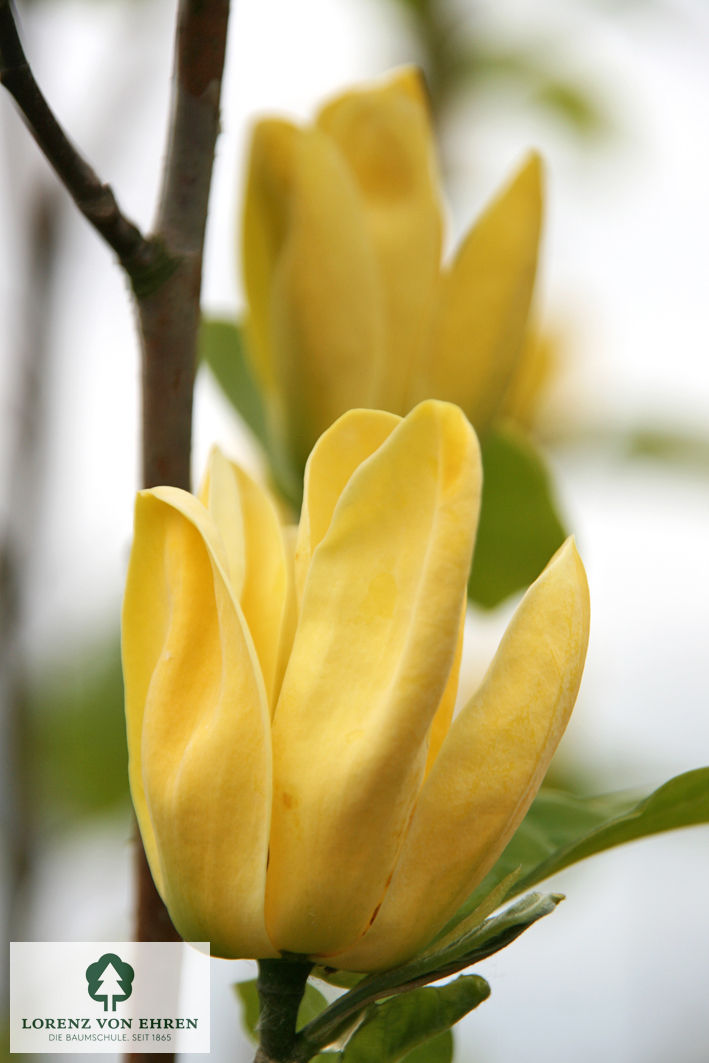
[242,67,542,473]
[122,401,589,971]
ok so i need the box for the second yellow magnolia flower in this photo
[242,68,542,471]
[122,401,589,970]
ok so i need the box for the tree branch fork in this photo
[0,0,169,289]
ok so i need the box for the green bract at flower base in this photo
[122,399,590,970]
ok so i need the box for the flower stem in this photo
[253,958,313,1063]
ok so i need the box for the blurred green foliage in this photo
[469,422,567,609]
[380,0,612,138]
[625,427,709,473]
[28,633,129,825]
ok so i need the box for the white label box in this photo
[10,941,210,1053]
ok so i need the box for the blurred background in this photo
[1,0,708,1059]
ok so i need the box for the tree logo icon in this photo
[85,953,135,1012]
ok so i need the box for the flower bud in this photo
[242,68,542,472]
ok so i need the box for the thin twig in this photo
[0,0,171,289]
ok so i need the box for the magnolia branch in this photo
[137,0,230,493]
[0,0,169,287]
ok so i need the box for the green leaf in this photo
[234,980,260,1042]
[297,983,331,1030]
[401,1031,453,1063]
[341,977,488,1063]
[299,894,557,1057]
[313,968,365,990]
[469,422,566,609]
[199,316,303,508]
[515,768,709,894]
[234,979,330,1044]
[458,768,709,920]
[403,892,562,981]
[423,869,522,956]
[199,318,269,446]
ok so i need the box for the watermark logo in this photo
[10,941,210,1053]
[85,953,135,1011]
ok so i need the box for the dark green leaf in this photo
[199,318,269,446]
[458,768,709,921]
[468,423,566,609]
[234,979,330,1044]
[341,977,488,1063]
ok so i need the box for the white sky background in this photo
[1,0,709,1060]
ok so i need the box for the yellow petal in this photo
[332,537,589,970]
[294,407,401,606]
[266,401,481,956]
[242,119,385,468]
[199,448,291,708]
[276,523,299,708]
[317,67,444,414]
[502,325,559,431]
[423,596,467,777]
[241,119,298,403]
[414,153,543,434]
[122,488,275,959]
